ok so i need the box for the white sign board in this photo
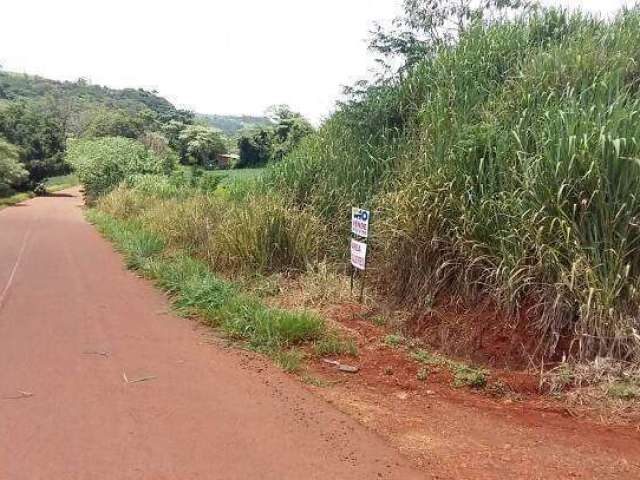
[351,207,370,238]
[350,239,368,271]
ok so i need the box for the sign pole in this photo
[350,255,355,296]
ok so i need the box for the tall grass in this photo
[97,174,325,275]
[268,8,640,361]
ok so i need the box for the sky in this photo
[0,1,635,123]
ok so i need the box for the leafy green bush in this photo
[237,107,313,168]
[0,137,28,194]
[65,137,173,201]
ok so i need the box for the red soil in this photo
[306,303,640,479]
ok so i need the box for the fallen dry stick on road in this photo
[2,390,34,400]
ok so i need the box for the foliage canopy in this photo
[65,137,173,201]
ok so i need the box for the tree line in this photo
[0,70,314,196]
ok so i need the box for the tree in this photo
[65,137,171,201]
[271,111,314,162]
[0,137,28,193]
[82,107,145,139]
[369,0,533,73]
[162,120,188,161]
[237,128,273,168]
[237,106,313,168]
[0,98,68,184]
[178,125,227,167]
[140,131,172,158]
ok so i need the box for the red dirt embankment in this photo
[305,303,640,479]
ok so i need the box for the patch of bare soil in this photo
[405,303,544,369]
[268,277,640,480]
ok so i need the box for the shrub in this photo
[65,137,172,201]
[0,137,28,194]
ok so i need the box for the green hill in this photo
[0,70,181,121]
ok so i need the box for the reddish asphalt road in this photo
[0,189,422,480]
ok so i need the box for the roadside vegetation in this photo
[268,4,640,366]
[236,105,314,168]
[0,173,79,210]
[87,205,353,373]
[44,1,640,402]
[0,69,261,200]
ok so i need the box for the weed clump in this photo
[607,382,639,401]
[385,334,405,347]
[314,333,358,357]
[412,348,487,389]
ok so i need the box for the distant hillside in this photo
[0,71,181,121]
[197,114,273,136]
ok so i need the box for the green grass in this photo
[302,374,330,387]
[412,349,487,389]
[0,191,32,210]
[45,174,78,191]
[451,364,487,389]
[607,382,639,400]
[274,349,306,373]
[178,165,265,186]
[221,167,265,183]
[314,333,358,357]
[99,176,324,275]
[384,334,405,347]
[411,349,446,366]
[87,209,328,369]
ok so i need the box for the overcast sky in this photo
[0,1,635,122]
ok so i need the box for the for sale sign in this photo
[350,239,368,271]
[351,207,370,238]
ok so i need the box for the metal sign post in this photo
[350,207,370,302]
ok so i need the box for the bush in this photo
[65,137,173,201]
[0,137,28,194]
[33,183,48,196]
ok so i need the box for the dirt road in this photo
[0,189,422,480]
